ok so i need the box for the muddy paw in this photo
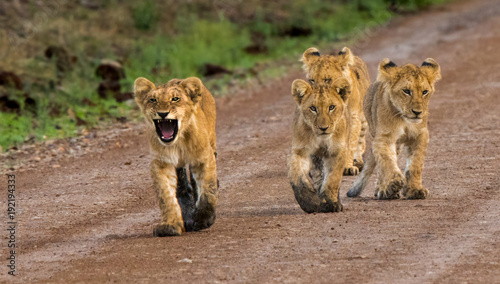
[319,200,343,213]
[343,166,360,176]
[353,159,364,171]
[403,186,430,200]
[331,201,343,212]
[184,219,195,232]
[153,222,184,237]
[193,214,216,231]
[376,175,404,200]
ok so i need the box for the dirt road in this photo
[2,0,499,282]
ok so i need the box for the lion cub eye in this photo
[310,106,317,112]
[309,79,316,85]
[329,105,335,111]
[324,78,331,83]
[403,89,412,96]
[149,98,157,103]
[172,97,180,102]
[422,90,429,96]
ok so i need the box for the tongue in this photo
[159,120,175,139]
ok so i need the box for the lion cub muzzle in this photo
[153,111,179,143]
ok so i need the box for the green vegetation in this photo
[0,0,449,151]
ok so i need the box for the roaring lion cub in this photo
[301,47,370,175]
[347,58,441,199]
[134,77,218,236]
[288,78,352,213]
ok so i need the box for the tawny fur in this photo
[134,77,218,236]
[288,79,352,213]
[347,58,441,199]
[301,47,370,175]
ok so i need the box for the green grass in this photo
[0,0,450,151]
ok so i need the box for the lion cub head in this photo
[134,77,203,144]
[378,58,441,124]
[292,78,351,136]
[301,47,354,86]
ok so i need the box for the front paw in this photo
[403,186,430,199]
[319,200,343,213]
[376,174,404,200]
[153,222,184,237]
[343,165,360,176]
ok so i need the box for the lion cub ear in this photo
[333,77,351,101]
[181,77,204,105]
[377,58,399,82]
[420,58,441,84]
[291,79,312,105]
[134,77,156,105]
[338,47,354,70]
[301,47,321,72]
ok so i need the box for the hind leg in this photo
[176,167,196,231]
[353,115,367,170]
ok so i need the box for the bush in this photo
[132,0,158,31]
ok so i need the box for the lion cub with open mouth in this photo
[288,78,352,213]
[347,58,441,200]
[135,77,218,236]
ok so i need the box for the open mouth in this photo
[154,119,178,143]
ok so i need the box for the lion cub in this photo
[347,58,441,199]
[134,77,218,236]
[288,79,352,213]
[301,47,370,175]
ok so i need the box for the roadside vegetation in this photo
[0,0,448,151]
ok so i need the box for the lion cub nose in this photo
[157,112,169,119]
[319,126,329,131]
[411,109,422,116]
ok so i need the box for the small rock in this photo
[201,63,232,77]
[177,258,192,263]
[31,156,41,162]
[52,164,61,168]
[95,59,125,81]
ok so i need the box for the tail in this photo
[353,115,368,170]
[347,148,375,197]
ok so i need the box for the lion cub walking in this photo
[347,58,441,199]
[288,78,353,213]
[301,47,370,175]
[134,77,218,236]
